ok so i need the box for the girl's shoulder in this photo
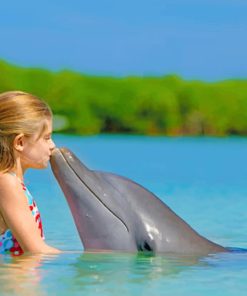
[0,172,18,185]
[0,173,23,196]
[0,173,28,217]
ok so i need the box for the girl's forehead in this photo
[44,118,53,132]
[34,118,53,139]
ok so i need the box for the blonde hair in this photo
[0,91,52,172]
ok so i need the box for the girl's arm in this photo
[0,174,61,254]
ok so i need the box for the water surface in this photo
[1,135,247,295]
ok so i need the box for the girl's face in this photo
[20,118,56,170]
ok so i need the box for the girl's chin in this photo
[32,161,49,170]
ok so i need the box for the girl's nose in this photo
[50,139,56,150]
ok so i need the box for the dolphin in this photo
[50,147,227,255]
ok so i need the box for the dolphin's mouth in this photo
[52,147,130,233]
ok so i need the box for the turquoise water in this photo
[1,135,247,295]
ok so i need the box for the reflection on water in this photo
[1,250,247,296]
[0,251,210,296]
[0,254,52,296]
[71,252,206,287]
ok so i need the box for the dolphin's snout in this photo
[50,147,70,169]
[51,147,61,157]
[51,147,73,163]
[51,147,69,156]
[50,147,88,173]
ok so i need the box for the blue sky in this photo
[0,0,246,81]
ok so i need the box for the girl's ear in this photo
[13,134,25,152]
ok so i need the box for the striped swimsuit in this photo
[0,175,44,256]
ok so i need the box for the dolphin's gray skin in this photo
[50,148,227,255]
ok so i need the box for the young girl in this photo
[0,90,61,255]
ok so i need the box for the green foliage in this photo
[0,60,247,136]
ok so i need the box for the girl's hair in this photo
[0,91,52,172]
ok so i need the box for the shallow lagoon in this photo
[1,135,247,295]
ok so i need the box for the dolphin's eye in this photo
[139,241,153,252]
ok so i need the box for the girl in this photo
[0,91,61,255]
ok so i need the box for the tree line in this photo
[0,60,247,136]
